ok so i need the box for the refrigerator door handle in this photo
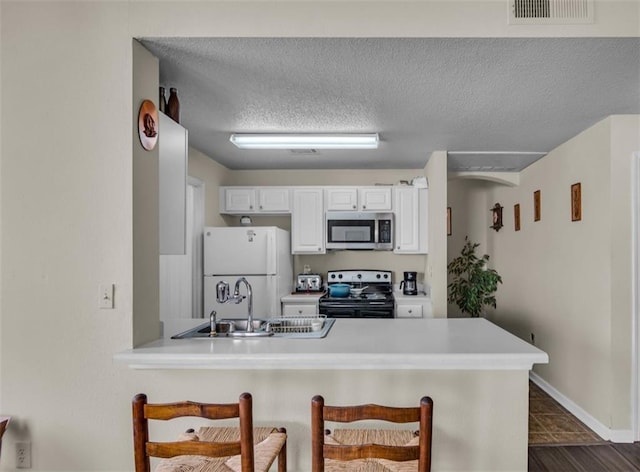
[266,231,275,274]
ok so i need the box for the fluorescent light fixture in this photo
[229,133,379,150]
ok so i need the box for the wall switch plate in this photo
[99,284,115,309]
[16,441,31,468]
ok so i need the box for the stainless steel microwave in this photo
[325,212,393,250]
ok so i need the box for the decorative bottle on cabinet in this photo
[167,87,180,123]
[159,86,167,113]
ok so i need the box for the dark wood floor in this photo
[529,442,640,471]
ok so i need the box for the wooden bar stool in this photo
[0,416,10,460]
[311,395,433,472]
[132,392,286,472]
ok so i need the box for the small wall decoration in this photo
[534,190,541,222]
[138,99,158,151]
[490,203,503,231]
[447,207,452,236]
[571,183,582,221]
[514,204,521,231]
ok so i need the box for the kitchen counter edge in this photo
[114,318,548,371]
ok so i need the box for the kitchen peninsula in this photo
[115,318,547,471]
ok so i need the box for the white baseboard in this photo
[529,371,634,443]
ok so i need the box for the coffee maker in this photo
[400,271,418,295]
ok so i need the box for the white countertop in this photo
[393,291,431,302]
[114,318,548,371]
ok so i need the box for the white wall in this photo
[448,116,640,435]
[1,1,639,469]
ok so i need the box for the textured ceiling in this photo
[140,37,640,172]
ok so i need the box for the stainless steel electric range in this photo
[319,270,395,318]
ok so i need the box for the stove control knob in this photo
[376,274,381,279]
[330,274,336,279]
[357,274,362,279]
[338,274,342,279]
[383,274,388,279]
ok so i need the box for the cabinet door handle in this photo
[260,205,263,209]
[363,205,366,210]
[318,247,322,251]
[249,205,253,209]
[352,205,356,209]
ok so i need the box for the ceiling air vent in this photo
[289,149,318,155]
[509,0,593,24]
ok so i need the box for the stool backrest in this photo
[132,392,254,472]
[311,395,433,472]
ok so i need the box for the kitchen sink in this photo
[171,316,335,339]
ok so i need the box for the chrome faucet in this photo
[209,310,217,337]
[215,278,254,332]
[233,277,254,332]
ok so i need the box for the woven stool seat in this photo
[324,429,419,472]
[156,427,287,472]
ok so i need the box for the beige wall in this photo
[2,0,639,469]
[133,40,161,346]
[446,179,492,316]
[188,147,230,227]
[448,116,640,433]
[425,151,448,316]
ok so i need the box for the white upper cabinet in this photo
[257,187,291,212]
[325,186,392,211]
[219,187,291,214]
[394,186,428,254]
[159,112,188,255]
[221,187,255,213]
[291,188,325,254]
[359,187,392,211]
[325,187,358,211]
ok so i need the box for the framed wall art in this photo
[138,99,159,151]
[571,183,582,221]
[514,204,521,231]
[533,190,541,222]
[447,207,452,236]
[490,203,503,231]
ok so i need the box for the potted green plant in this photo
[447,237,502,317]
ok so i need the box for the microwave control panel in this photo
[379,219,392,243]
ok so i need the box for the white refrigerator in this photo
[204,226,293,318]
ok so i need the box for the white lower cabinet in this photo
[281,294,322,317]
[396,304,422,318]
[395,296,433,318]
[283,304,317,317]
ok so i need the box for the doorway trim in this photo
[188,176,205,318]
[633,152,640,441]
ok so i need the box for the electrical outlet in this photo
[16,441,31,469]
[99,283,114,309]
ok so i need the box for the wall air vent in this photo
[509,0,593,24]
